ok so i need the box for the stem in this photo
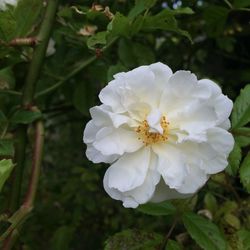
[161,217,178,250]
[223,0,233,9]
[35,37,118,99]
[24,120,44,207]
[2,120,45,248]
[0,90,22,96]
[9,126,27,212]
[35,56,96,98]
[9,0,59,213]
[22,0,59,106]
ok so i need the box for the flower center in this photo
[136,116,169,145]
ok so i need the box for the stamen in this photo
[135,116,169,145]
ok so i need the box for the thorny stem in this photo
[2,120,45,249]
[22,0,60,106]
[9,0,59,213]
[4,0,59,249]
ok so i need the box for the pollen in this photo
[135,116,169,146]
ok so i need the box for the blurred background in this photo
[0,0,250,249]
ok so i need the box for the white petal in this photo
[168,70,198,96]
[177,164,209,194]
[207,127,234,156]
[177,102,217,135]
[198,79,221,96]
[83,120,99,143]
[123,151,160,204]
[199,79,233,126]
[149,62,173,86]
[86,144,118,163]
[90,105,131,128]
[99,80,126,113]
[150,179,191,202]
[103,149,160,208]
[127,102,151,122]
[213,95,233,126]
[147,109,163,134]
[152,143,187,189]
[105,147,150,192]
[93,127,143,156]
[218,119,231,130]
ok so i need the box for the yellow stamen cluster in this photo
[136,116,169,146]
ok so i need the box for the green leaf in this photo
[232,84,250,128]
[224,213,240,230]
[204,193,218,214]
[128,0,157,19]
[142,9,192,41]
[107,63,127,82]
[10,109,42,124]
[0,111,7,122]
[0,139,14,157]
[234,0,250,8]
[0,10,16,41]
[235,135,250,147]
[239,152,250,193]
[0,67,15,90]
[182,212,227,250]
[133,43,155,65]
[204,5,229,37]
[87,31,107,49]
[118,39,155,68]
[50,226,74,250]
[118,39,137,67]
[73,82,95,116]
[0,159,14,192]
[14,0,43,36]
[137,201,176,216]
[165,240,182,250]
[237,230,250,250]
[226,142,242,176]
[104,229,163,250]
[107,12,130,38]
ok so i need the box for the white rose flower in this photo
[0,0,18,10]
[83,62,234,208]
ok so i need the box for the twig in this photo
[35,37,118,99]
[0,90,22,96]
[160,217,178,250]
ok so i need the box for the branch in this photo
[35,37,118,99]
[2,120,45,248]
[9,0,59,212]
[22,0,60,106]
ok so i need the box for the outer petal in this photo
[152,143,187,189]
[199,79,233,126]
[103,148,160,208]
[150,179,192,202]
[177,164,209,194]
[105,147,150,193]
[149,62,173,92]
[198,127,234,174]
[85,144,118,163]
[90,105,132,128]
[93,127,143,156]
[83,120,99,143]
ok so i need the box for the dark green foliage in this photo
[0,0,250,249]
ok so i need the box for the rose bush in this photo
[83,62,234,208]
